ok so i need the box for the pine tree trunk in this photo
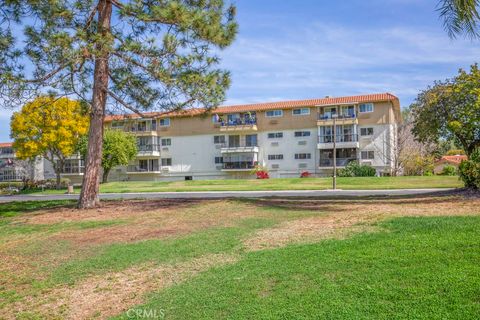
[78,0,112,209]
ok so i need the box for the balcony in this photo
[122,122,158,135]
[221,144,259,154]
[221,161,256,171]
[217,118,258,132]
[317,134,359,149]
[319,158,357,168]
[137,144,160,157]
[127,165,160,173]
[317,113,358,126]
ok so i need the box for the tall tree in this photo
[77,129,138,183]
[0,1,237,208]
[438,0,480,39]
[410,64,480,158]
[10,96,89,188]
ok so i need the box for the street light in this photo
[332,114,338,190]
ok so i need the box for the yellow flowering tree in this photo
[10,96,89,189]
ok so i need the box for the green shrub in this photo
[338,161,376,177]
[0,182,23,189]
[440,164,457,176]
[459,150,480,189]
[21,178,71,190]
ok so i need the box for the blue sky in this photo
[1,0,479,141]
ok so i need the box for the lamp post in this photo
[332,114,338,190]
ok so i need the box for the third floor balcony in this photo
[317,113,358,126]
[215,113,258,132]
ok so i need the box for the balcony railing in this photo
[318,134,358,143]
[319,158,357,167]
[318,113,356,120]
[61,167,85,174]
[127,165,160,172]
[219,118,257,127]
[223,162,255,170]
[137,144,160,152]
[225,143,258,148]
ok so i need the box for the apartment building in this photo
[61,93,401,183]
[0,142,53,182]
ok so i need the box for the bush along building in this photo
[58,93,401,183]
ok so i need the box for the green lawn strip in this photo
[50,217,277,286]
[20,176,462,195]
[0,219,126,238]
[0,200,75,218]
[115,216,480,320]
[100,176,461,193]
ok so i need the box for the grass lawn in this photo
[21,176,462,194]
[1,194,479,319]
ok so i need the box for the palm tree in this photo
[438,0,480,39]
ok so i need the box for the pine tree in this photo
[0,0,237,208]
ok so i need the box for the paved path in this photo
[0,188,455,203]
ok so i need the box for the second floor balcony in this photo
[317,134,359,149]
[137,144,161,157]
[221,144,259,154]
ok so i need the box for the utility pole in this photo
[332,114,338,190]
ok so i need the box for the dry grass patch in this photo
[10,253,239,320]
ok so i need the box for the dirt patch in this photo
[10,253,239,320]
[3,199,266,250]
[244,196,480,250]
[244,211,379,251]
[19,199,206,225]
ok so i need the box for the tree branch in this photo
[105,88,146,118]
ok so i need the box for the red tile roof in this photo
[0,142,13,148]
[438,155,468,165]
[105,92,400,122]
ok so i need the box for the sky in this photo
[1,0,480,141]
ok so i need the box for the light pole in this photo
[332,114,338,190]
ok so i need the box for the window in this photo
[161,158,172,166]
[268,154,284,160]
[228,135,240,147]
[361,151,375,160]
[245,134,258,147]
[266,110,283,117]
[111,121,124,129]
[159,118,170,126]
[359,103,374,113]
[295,153,311,160]
[214,156,223,164]
[292,108,310,115]
[360,127,374,136]
[161,138,171,146]
[213,135,226,144]
[267,132,283,139]
[294,131,311,137]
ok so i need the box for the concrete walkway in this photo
[0,188,455,203]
